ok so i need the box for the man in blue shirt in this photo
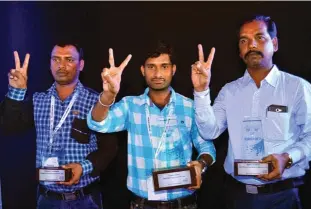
[0,42,118,209]
[192,15,311,209]
[87,41,216,209]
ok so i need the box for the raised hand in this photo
[101,48,132,97]
[8,51,30,89]
[191,44,215,92]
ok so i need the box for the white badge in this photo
[42,157,59,167]
[147,176,167,201]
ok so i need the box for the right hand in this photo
[191,44,215,92]
[101,48,132,97]
[8,51,30,89]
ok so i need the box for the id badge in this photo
[147,176,167,201]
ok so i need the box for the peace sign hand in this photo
[101,48,132,96]
[191,44,215,92]
[8,51,30,89]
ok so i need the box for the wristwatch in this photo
[285,154,293,169]
[198,159,208,174]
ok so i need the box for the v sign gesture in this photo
[8,51,30,89]
[191,44,215,92]
[101,48,132,96]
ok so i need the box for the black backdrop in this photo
[0,2,311,209]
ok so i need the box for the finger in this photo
[119,54,132,72]
[206,47,215,65]
[104,74,118,90]
[14,51,21,70]
[195,62,209,77]
[198,44,204,62]
[10,69,23,79]
[108,48,115,67]
[22,53,30,73]
[261,155,272,163]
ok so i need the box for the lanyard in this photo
[145,102,173,161]
[49,92,78,144]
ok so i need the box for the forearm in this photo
[194,88,227,139]
[91,91,116,122]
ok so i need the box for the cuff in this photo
[7,85,27,101]
[194,89,211,109]
[87,107,108,131]
[197,152,216,166]
[286,147,305,165]
[80,160,93,176]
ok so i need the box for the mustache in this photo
[56,69,68,74]
[245,50,264,59]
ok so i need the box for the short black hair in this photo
[53,42,84,60]
[142,40,175,65]
[238,15,277,38]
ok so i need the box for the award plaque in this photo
[36,167,72,182]
[152,166,196,191]
[234,160,273,176]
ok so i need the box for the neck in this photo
[148,88,171,108]
[55,81,78,101]
[247,64,273,88]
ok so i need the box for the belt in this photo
[39,180,100,201]
[130,192,196,208]
[225,173,304,194]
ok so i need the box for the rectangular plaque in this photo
[36,167,72,182]
[234,160,273,176]
[152,166,196,191]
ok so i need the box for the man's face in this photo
[50,45,84,85]
[140,54,176,91]
[239,20,278,69]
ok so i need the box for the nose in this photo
[249,39,258,49]
[153,68,162,78]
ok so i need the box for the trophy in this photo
[234,119,272,176]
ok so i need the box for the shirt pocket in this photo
[70,117,91,144]
[263,111,290,142]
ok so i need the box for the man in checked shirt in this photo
[0,42,118,209]
[87,41,216,209]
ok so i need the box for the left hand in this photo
[58,163,83,186]
[187,161,203,190]
[257,153,289,181]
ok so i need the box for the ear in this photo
[272,37,278,52]
[79,60,85,72]
[172,64,176,76]
[140,65,145,77]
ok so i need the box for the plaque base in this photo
[152,166,196,191]
[36,167,72,182]
[234,160,273,176]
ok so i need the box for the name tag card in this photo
[37,167,72,182]
[152,166,196,191]
[234,160,272,176]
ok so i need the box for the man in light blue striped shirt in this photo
[87,41,216,209]
[192,15,311,209]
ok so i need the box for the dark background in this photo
[0,2,311,209]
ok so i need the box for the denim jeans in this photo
[37,191,102,209]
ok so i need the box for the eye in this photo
[239,39,247,44]
[66,58,75,62]
[162,64,170,69]
[51,57,60,63]
[146,65,155,70]
[257,35,265,41]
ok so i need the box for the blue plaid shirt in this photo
[7,81,99,192]
[87,87,216,200]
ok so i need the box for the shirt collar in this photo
[47,80,83,101]
[141,86,176,107]
[241,65,280,88]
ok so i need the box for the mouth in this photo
[151,79,165,84]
